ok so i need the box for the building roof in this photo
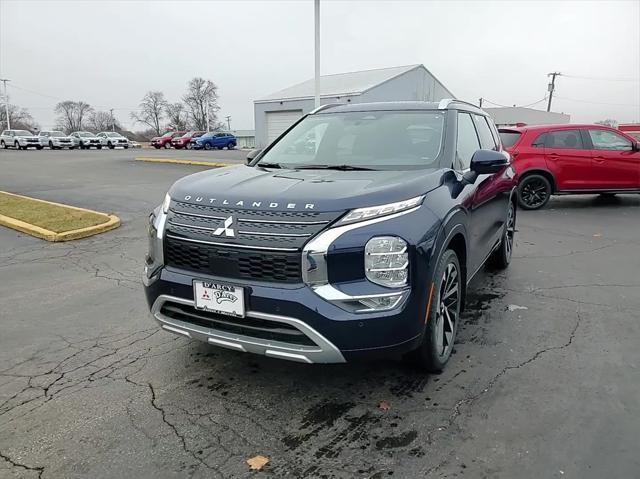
[256,64,449,103]
[314,100,483,115]
[484,107,570,126]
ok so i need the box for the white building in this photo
[253,64,454,148]
[484,107,570,127]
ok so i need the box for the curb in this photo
[0,191,121,242]
[135,157,233,167]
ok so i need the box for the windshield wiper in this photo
[256,162,282,169]
[293,164,377,171]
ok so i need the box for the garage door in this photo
[266,110,303,144]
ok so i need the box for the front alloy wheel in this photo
[518,174,551,210]
[408,249,461,373]
[490,201,516,269]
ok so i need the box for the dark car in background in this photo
[191,131,237,150]
[500,124,640,209]
[172,131,205,149]
[144,100,517,373]
[151,131,185,149]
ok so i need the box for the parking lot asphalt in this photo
[1,148,639,479]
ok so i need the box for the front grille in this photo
[160,301,316,346]
[165,236,302,282]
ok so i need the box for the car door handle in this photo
[593,156,606,163]
[547,153,559,160]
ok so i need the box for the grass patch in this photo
[0,192,111,233]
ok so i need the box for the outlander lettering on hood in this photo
[181,195,315,210]
[143,100,518,374]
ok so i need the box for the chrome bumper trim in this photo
[150,294,346,364]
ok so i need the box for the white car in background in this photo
[0,129,42,149]
[38,131,75,149]
[96,132,129,149]
[69,131,102,149]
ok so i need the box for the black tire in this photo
[204,143,212,150]
[517,174,552,210]
[97,145,102,150]
[154,145,161,149]
[36,146,43,150]
[0,141,6,149]
[490,200,516,269]
[124,145,129,149]
[227,142,235,150]
[108,142,114,149]
[407,249,462,373]
[14,141,20,150]
[163,143,170,149]
[599,193,616,198]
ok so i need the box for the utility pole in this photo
[314,0,320,108]
[478,98,483,108]
[206,105,210,132]
[0,78,10,129]
[110,108,115,131]
[547,72,561,112]
[225,115,231,131]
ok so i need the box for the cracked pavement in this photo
[1,149,640,478]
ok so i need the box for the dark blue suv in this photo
[143,100,517,372]
[191,131,237,150]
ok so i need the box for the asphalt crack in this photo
[0,450,45,478]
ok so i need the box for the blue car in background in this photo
[192,132,237,150]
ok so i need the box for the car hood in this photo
[169,165,444,212]
[16,136,39,140]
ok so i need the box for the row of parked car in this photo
[150,130,237,150]
[0,129,141,150]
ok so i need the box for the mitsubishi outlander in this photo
[143,100,517,372]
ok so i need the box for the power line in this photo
[562,74,640,83]
[554,96,640,107]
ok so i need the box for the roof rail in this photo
[309,103,343,114]
[437,98,482,110]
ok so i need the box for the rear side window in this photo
[546,130,583,149]
[474,115,497,150]
[588,129,632,151]
[532,133,547,148]
[499,131,521,147]
[456,112,481,170]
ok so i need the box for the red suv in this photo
[171,131,205,149]
[500,124,640,209]
[150,131,185,149]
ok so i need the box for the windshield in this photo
[15,130,32,136]
[51,131,66,137]
[78,132,94,137]
[106,132,123,138]
[257,111,445,170]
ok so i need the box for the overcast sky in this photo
[1,0,639,131]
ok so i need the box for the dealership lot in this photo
[1,149,640,478]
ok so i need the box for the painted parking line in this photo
[135,157,235,167]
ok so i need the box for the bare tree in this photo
[131,91,168,136]
[54,101,93,133]
[165,102,189,131]
[183,77,219,130]
[595,119,618,128]
[0,103,39,131]
[87,110,121,132]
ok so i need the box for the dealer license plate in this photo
[193,281,245,317]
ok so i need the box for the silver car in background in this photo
[69,131,102,149]
[0,129,42,149]
[38,131,75,149]
[96,132,129,149]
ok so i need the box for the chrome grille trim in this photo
[237,230,311,238]
[237,218,331,225]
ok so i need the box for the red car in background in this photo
[171,131,205,149]
[150,131,185,149]
[499,124,640,209]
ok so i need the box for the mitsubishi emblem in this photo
[213,216,235,237]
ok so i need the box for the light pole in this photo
[547,72,561,112]
[0,78,10,129]
[314,0,320,108]
[206,105,210,132]
[225,115,231,131]
[110,108,115,131]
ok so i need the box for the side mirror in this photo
[246,148,262,165]
[632,141,640,152]
[463,149,510,183]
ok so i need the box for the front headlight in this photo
[338,195,424,226]
[365,236,408,287]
